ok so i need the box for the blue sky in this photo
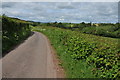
[2,2,118,23]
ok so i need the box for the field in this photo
[33,26,120,78]
[38,22,120,38]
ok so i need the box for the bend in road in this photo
[2,32,64,78]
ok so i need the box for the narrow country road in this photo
[2,32,64,78]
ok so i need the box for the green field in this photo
[38,22,120,38]
[33,26,120,78]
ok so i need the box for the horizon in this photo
[2,15,119,24]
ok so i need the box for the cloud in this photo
[57,3,75,9]
[2,0,120,2]
[57,5,75,9]
[2,2,15,8]
[2,2,118,23]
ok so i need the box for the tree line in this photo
[32,21,120,38]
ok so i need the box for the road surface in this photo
[2,32,64,78]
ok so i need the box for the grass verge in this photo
[33,26,120,78]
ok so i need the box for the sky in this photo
[2,0,120,2]
[1,2,119,23]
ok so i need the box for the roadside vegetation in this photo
[33,26,120,78]
[2,15,31,54]
[2,16,120,78]
[0,16,1,55]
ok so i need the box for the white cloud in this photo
[2,2,118,23]
[2,0,120,2]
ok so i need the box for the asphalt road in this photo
[2,32,63,78]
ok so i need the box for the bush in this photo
[2,15,31,53]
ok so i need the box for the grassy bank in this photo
[2,16,31,54]
[33,26,120,78]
